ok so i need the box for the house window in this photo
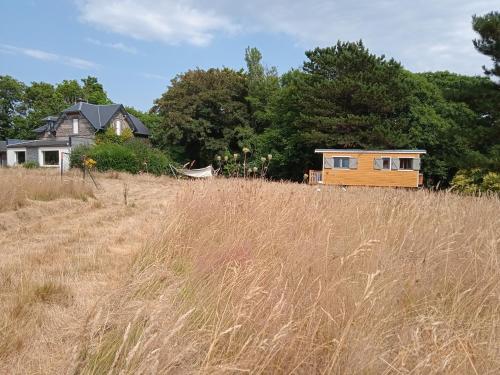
[399,158,413,170]
[73,118,79,134]
[16,151,26,164]
[333,157,350,169]
[42,151,59,166]
[115,120,122,136]
[382,157,391,170]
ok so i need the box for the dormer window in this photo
[73,118,79,134]
[115,120,122,136]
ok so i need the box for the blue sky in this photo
[0,0,497,111]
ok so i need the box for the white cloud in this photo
[76,0,498,74]
[85,37,138,54]
[77,0,237,47]
[21,48,58,61]
[0,43,99,69]
[141,72,167,80]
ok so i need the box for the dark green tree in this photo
[81,76,111,104]
[125,106,162,143]
[56,79,84,106]
[274,41,414,179]
[473,11,500,78]
[244,47,280,134]
[23,81,66,139]
[421,71,500,172]
[252,69,308,179]
[0,75,27,140]
[152,68,252,165]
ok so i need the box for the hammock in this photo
[170,165,215,178]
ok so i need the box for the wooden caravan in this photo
[310,149,426,188]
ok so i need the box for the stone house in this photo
[4,102,150,169]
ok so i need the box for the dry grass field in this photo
[0,169,499,374]
[0,168,94,212]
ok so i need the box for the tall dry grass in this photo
[0,168,93,212]
[72,179,500,374]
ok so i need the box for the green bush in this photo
[70,141,174,176]
[70,145,91,169]
[23,161,39,169]
[482,172,500,192]
[91,143,140,174]
[95,127,134,145]
[451,168,500,194]
[124,139,172,176]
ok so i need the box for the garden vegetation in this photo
[70,131,175,176]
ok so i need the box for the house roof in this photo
[6,139,25,145]
[315,149,427,154]
[42,116,59,122]
[128,113,150,136]
[61,102,150,136]
[34,124,49,133]
[7,139,70,148]
[63,102,121,130]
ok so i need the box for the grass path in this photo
[0,172,178,374]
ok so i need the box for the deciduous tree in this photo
[152,68,252,165]
[0,75,27,139]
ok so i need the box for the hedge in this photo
[70,140,174,176]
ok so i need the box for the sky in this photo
[0,0,497,111]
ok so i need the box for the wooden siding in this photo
[322,152,421,188]
[37,108,141,140]
[55,114,95,138]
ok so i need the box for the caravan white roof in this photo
[315,149,427,154]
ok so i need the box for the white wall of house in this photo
[38,147,70,168]
[7,148,26,166]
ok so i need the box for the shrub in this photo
[23,161,39,169]
[482,171,500,191]
[96,126,134,145]
[90,143,140,174]
[124,139,172,176]
[451,168,500,194]
[70,141,174,176]
[70,145,91,169]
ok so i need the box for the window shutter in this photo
[324,157,334,169]
[412,158,421,171]
[391,158,400,170]
[349,158,358,169]
[373,158,382,170]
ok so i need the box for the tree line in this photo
[1,11,499,188]
[152,11,499,186]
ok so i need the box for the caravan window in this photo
[382,157,391,170]
[399,158,413,170]
[333,157,349,169]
